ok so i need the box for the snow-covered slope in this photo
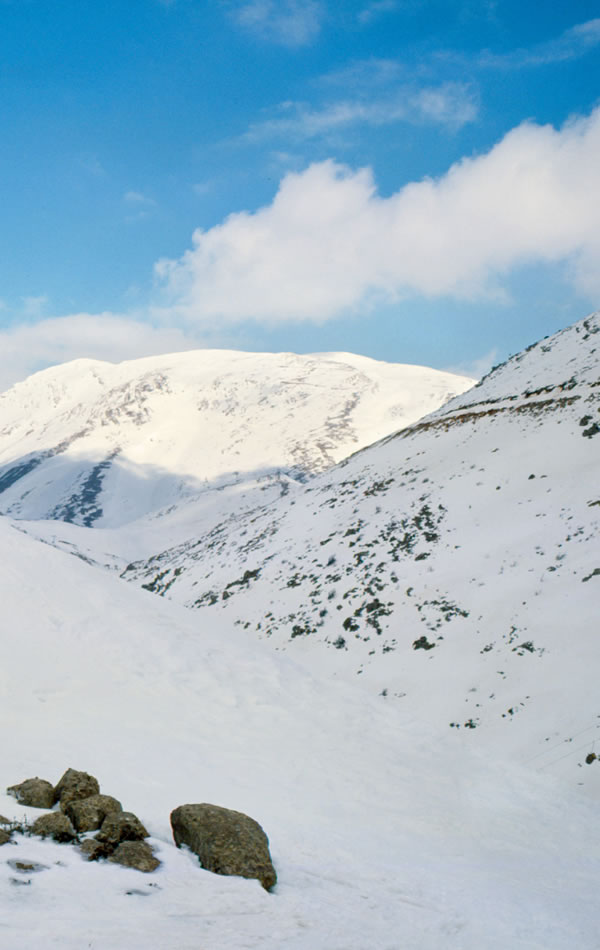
[2,513,599,950]
[121,313,600,772]
[0,350,472,529]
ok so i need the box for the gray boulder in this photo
[65,794,122,832]
[31,812,77,843]
[97,811,149,846]
[7,777,54,809]
[109,841,160,873]
[170,803,277,891]
[0,829,11,846]
[54,768,100,810]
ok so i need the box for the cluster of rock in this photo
[2,769,277,889]
[3,769,159,872]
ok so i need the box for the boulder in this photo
[0,829,11,846]
[0,815,10,824]
[96,811,149,846]
[170,803,277,891]
[7,777,54,809]
[54,768,100,810]
[65,794,122,832]
[108,841,160,873]
[31,812,76,843]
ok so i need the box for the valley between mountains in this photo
[1,316,599,949]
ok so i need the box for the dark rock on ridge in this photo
[7,777,55,809]
[170,803,277,891]
[0,829,11,846]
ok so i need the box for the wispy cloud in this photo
[241,81,478,143]
[478,17,600,69]
[358,1,398,25]
[231,0,324,47]
[124,190,156,206]
[154,106,600,324]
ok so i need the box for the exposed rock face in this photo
[170,803,277,891]
[31,812,77,843]
[96,811,149,846]
[65,794,122,832]
[0,829,11,845]
[108,841,160,873]
[7,777,55,809]
[54,768,100,810]
[0,815,11,824]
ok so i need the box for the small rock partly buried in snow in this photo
[79,838,108,861]
[54,768,100,810]
[109,841,160,873]
[66,794,123,832]
[170,803,277,891]
[7,777,55,809]
[8,859,49,873]
[31,813,77,843]
[96,811,149,846]
[0,829,11,845]
[0,815,11,824]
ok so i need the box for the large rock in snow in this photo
[7,777,54,809]
[170,803,277,891]
[65,794,122,832]
[54,768,100,810]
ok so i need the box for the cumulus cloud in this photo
[155,107,600,323]
[242,81,478,142]
[232,0,324,47]
[0,314,205,393]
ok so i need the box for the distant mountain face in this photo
[121,313,600,757]
[0,350,473,528]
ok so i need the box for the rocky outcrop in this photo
[54,768,100,810]
[65,794,122,832]
[0,829,11,845]
[7,777,54,809]
[31,812,77,842]
[170,803,277,891]
[109,841,160,873]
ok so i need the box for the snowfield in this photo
[1,316,600,949]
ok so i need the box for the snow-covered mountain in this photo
[118,312,600,768]
[0,349,472,529]
[2,315,600,949]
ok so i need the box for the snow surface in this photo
[1,516,599,950]
[2,318,600,948]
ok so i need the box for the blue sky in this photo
[0,0,599,387]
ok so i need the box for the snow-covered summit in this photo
[0,348,473,528]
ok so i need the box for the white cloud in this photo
[124,190,156,205]
[478,17,600,68]
[155,107,600,324]
[358,1,398,25]
[0,314,205,393]
[232,0,324,47]
[242,82,478,142]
